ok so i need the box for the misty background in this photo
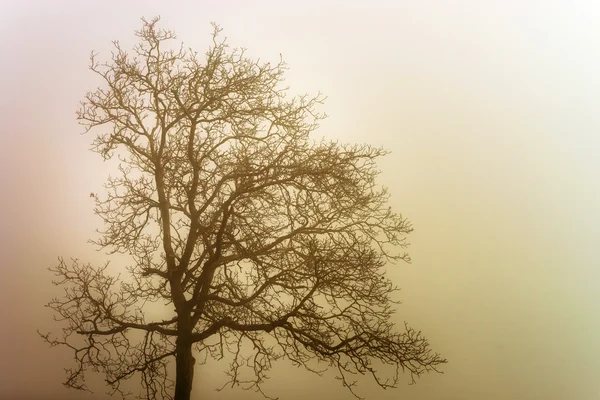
[1,1,599,399]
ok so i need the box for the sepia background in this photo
[1,1,600,399]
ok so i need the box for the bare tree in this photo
[40,17,446,400]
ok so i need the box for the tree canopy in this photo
[40,17,446,400]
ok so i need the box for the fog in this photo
[1,1,600,399]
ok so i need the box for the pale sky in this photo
[1,1,600,399]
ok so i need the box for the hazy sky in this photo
[2,1,600,399]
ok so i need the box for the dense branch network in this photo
[40,17,446,400]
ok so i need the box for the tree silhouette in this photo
[40,17,446,400]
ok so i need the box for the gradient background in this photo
[1,1,600,399]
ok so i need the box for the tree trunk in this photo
[174,334,195,400]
